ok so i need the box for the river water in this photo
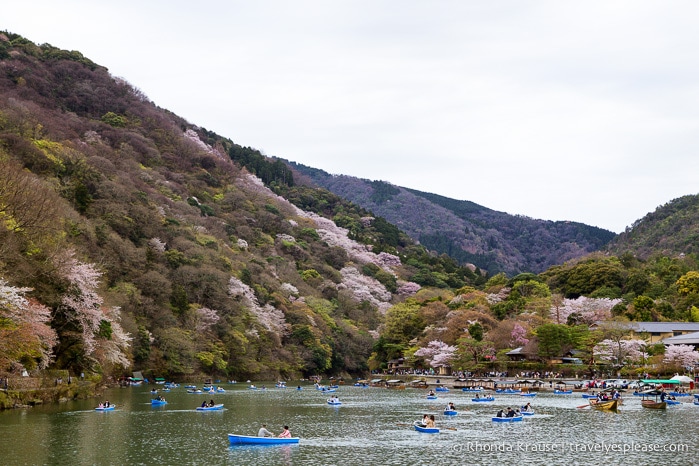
[0,383,696,465]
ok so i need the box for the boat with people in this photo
[196,403,224,411]
[461,387,483,392]
[413,423,440,434]
[520,409,534,416]
[228,434,299,445]
[492,415,523,422]
[95,405,115,411]
[666,399,681,405]
[327,399,342,406]
[151,399,167,406]
[435,386,449,392]
[187,389,203,394]
[581,393,598,399]
[275,382,287,388]
[443,409,457,416]
[588,399,618,411]
[520,392,536,397]
[495,388,521,394]
[472,396,495,402]
[426,395,437,400]
[553,389,573,395]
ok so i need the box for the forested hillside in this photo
[2,31,699,385]
[0,32,479,381]
[287,163,616,275]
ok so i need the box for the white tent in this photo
[670,375,693,384]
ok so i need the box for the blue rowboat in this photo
[216,387,226,393]
[151,399,167,405]
[327,400,342,406]
[228,434,299,445]
[666,400,681,405]
[185,385,196,389]
[443,410,457,416]
[693,400,699,406]
[492,415,523,422]
[187,389,203,394]
[319,388,336,393]
[413,424,440,434]
[461,388,483,392]
[435,387,449,392]
[426,395,438,400]
[581,393,598,398]
[520,393,536,397]
[95,406,115,411]
[472,397,495,402]
[669,392,690,397]
[553,390,573,395]
[521,410,535,416]
[496,389,520,394]
[196,404,224,411]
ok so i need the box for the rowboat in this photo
[581,393,598,399]
[461,388,483,392]
[443,410,457,416]
[641,400,667,409]
[553,390,573,395]
[666,399,681,405]
[413,424,440,434]
[589,399,618,411]
[435,387,449,392]
[216,387,225,393]
[693,400,699,406]
[520,393,536,397]
[520,410,534,416]
[187,389,203,394]
[196,404,224,411]
[495,389,520,394]
[426,395,438,400]
[492,415,523,422]
[327,399,342,405]
[228,434,299,445]
[151,399,167,405]
[95,406,115,411]
[472,397,495,402]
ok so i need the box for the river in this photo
[0,383,696,465]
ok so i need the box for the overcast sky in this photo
[6,1,699,233]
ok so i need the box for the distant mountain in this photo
[288,163,616,275]
[606,194,699,258]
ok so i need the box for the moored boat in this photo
[228,434,299,445]
[641,400,667,409]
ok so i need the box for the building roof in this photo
[661,331,699,345]
[591,322,699,333]
[506,347,525,356]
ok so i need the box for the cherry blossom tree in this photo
[57,251,131,368]
[414,340,457,368]
[552,297,621,325]
[510,324,529,347]
[228,276,289,337]
[0,280,57,371]
[663,344,699,367]
[594,338,645,366]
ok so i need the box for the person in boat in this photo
[208,399,215,407]
[447,402,456,411]
[278,426,292,438]
[506,407,516,418]
[104,400,110,408]
[98,403,104,409]
[522,402,532,412]
[496,409,504,418]
[660,391,666,402]
[201,401,207,408]
[475,394,480,399]
[258,424,274,437]
[421,414,430,426]
[425,415,436,428]
[428,390,435,396]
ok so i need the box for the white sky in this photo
[6,1,699,233]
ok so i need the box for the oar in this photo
[576,404,591,409]
[442,426,457,431]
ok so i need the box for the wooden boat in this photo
[641,400,667,409]
[95,405,115,411]
[413,424,440,434]
[492,415,523,422]
[151,399,167,405]
[443,410,457,416]
[472,397,495,402]
[589,399,618,411]
[228,434,299,445]
[196,404,224,411]
[553,389,573,395]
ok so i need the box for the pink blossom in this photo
[415,340,457,368]
[663,344,699,367]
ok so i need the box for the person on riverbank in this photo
[278,426,292,438]
[258,424,274,437]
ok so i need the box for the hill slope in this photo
[289,163,616,275]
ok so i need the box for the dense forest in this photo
[1,32,698,385]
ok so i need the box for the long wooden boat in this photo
[589,399,618,411]
[641,400,666,409]
[413,424,440,433]
[196,403,224,411]
[228,434,299,445]
[492,415,523,422]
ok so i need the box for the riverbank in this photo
[0,375,103,410]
